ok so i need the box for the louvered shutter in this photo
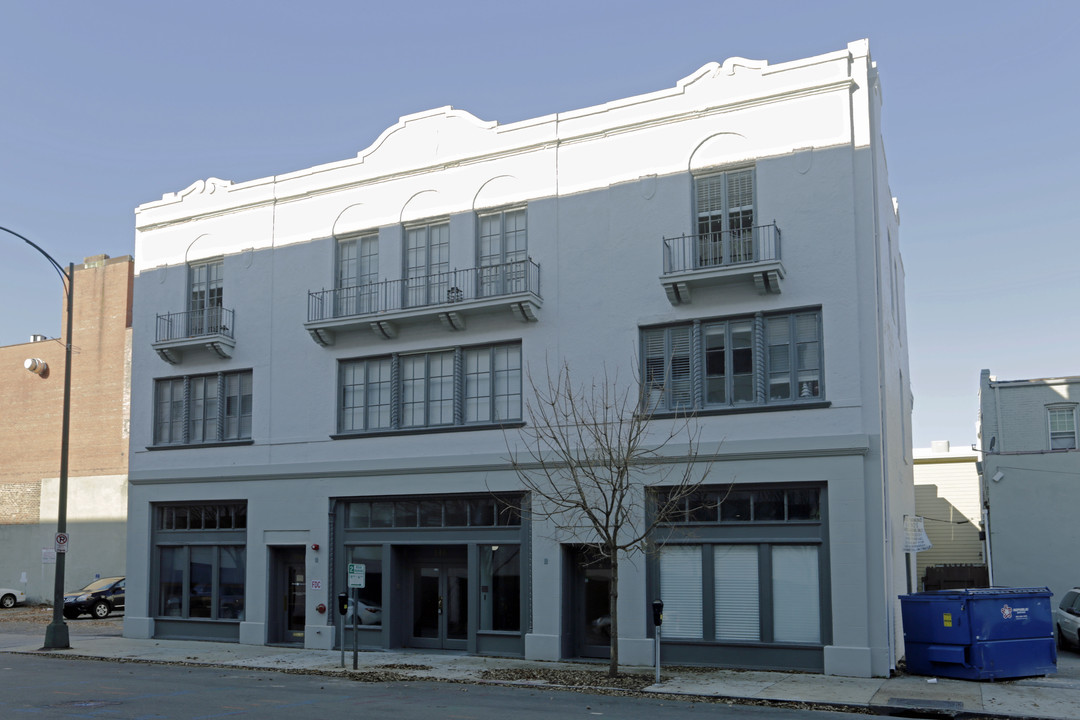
[714,545,760,640]
[660,545,703,639]
[642,329,667,411]
[696,175,725,216]
[669,326,692,410]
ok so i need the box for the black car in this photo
[63,576,125,619]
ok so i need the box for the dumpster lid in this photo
[902,587,1051,598]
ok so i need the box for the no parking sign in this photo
[54,532,69,554]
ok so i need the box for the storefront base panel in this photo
[823,645,879,677]
[337,626,383,651]
[239,622,264,645]
[305,624,335,650]
[477,631,524,657]
[154,619,241,643]
[661,641,824,673]
[525,633,561,661]
[619,638,654,666]
[123,616,154,639]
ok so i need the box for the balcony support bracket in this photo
[206,341,234,359]
[753,268,784,295]
[370,320,399,340]
[663,281,690,306]
[308,327,335,347]
[510,302,538,322]
[438,312,466,331]
[155,347,182,365]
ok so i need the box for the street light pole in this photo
[1,225,73,649]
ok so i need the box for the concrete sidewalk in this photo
[3,634,1077,719]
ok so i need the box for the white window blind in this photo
[771,545,820,643]
[714,545,760,641]
[660,545,703,639]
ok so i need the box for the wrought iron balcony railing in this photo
[155,307,234,342]
[307,259,541,323]
[662,223,781,274]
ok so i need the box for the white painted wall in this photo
[126,40,909,676]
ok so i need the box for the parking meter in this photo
[337,592,349,616]
[652,599,664,682]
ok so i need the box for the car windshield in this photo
[79,577,121,592]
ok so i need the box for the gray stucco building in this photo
[124,40,912,677]
[978,369,1080,603]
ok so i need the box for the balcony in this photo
[304,259,542,346]
[661,223,784,304]
[152,307,235,364]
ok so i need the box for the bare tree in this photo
[506,360,714,677]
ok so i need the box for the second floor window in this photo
[339,342,521,434]
[642,309,823,413]
[1049,406,1077,450]
[478,208,527,297]
[336,234,378,316]
[154,370,253,446]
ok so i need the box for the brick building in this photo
[0,254,133,603]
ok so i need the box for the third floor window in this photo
[478,208,527,297]
[405,221,450,307]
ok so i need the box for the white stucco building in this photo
[978,370,1080,603]
[124,40,912,677]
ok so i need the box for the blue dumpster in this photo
[899,588,1057,680]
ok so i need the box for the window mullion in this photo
[691,319,702,410]
[702,544,716,642]
[390,353,401,429]
[182,545,191,618]
[216,372,225,442]
[725,324,733,404]
[753,312,765,404]
[453,347,464,426]
[664,329,674,410]
[759,544,773,643]
[182,376,191,445]
[211,546,221,620]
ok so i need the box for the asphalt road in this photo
[0,654,860,720]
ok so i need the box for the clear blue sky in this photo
[2,1,1077,449]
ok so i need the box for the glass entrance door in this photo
[269,546,305,645]
[411,563,468,650]
[570,545,612,659]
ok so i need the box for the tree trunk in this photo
[608,545,619,678]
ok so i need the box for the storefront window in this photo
[659,545,702,639]
[159,547,183,616]
[479,545,520,631]
[153,503,247,621]
[654,485,825,648]
[219,546,246,620]
[349,546,383,626]
[189,546,214,618]
[772,545,820,643]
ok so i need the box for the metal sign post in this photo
[352,588,358,670]
[347,563,366,671]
